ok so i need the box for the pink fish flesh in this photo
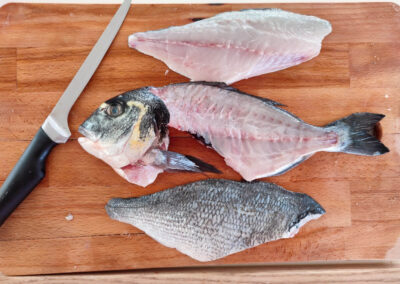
[128,9,332,84]
[148,82,389,181]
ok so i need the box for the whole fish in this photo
[106,179,325,262]
[128,9,332,84]
[78,90,219,187]
[128,82,388,181]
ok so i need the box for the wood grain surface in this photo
[1,263,400,283]
[0,2,399,276]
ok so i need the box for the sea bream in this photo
[106,179,325,262]
[133,82,389,181]
[128,9,332,84]
[78,90,219,187]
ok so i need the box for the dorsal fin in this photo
[188,81,286,107]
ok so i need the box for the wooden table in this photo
[0,2,399,276]
[0,263,399,283]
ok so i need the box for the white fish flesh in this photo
[106,179,325,262]
[128,9,332,84]
[148,82,389,181]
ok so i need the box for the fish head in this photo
[78,88,170,169]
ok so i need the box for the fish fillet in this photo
[128,9,332,84]
[106,179,325,262]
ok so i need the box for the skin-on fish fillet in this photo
[106,179,325,262]
[128,9,332,84]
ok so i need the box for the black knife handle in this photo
[0,127,57,226]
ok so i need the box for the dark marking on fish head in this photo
[133,88,170,142]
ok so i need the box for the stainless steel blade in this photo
[42,0,131,143]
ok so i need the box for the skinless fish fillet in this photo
[106,179,325,262]
[128,9,332,84]
[148,82,389,181]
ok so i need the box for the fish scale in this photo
[106,179,325,262]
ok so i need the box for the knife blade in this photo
[0,0,132,226]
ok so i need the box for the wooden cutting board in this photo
[0,2,399,276]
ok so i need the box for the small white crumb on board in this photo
[65,213,74,221]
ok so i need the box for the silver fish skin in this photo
[106,179,325,262]
[128,9,332,84]
[78,88,219,187]
[147,82,389,181]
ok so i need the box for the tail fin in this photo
[157,150,221,174]
[325,112,389,156]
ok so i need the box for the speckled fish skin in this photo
[78,88,219,187]
[106,179,325,262]
[148,82,389,181]
[128,9,332,84]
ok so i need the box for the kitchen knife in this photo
[0,0,132,226]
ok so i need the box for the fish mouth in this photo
[78,125,98,142]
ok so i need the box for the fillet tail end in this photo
[326,112,389,156]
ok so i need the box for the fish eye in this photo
[106,102,124,117]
